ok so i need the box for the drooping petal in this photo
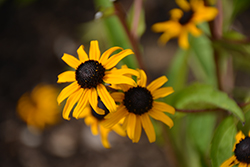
[57,81,80,104]
[62,53,81,69]
[77,45,89,62]
[99,46,123,65]
[97,84,116,113]
[102,105,128,128]
[90,122,99,135]
[133,115,142,143]
[170,8,183,20]
[103,73,136,87]
[72,89,89,118]
[89,40,100,61]
[148,110,174,128]
[176,0,190,11]
[111,92,125,103]
[220,155,238,167]
[89,88,105,115]
[102,49,134,70]
[137,69,147,87]
[57,71,76,83]
[178,29,189,49]
[152,87,174,99]
[100,126,111,148]
[78,106,91,119]
[111,124,126,137]
[62,89,83,120]
[153,101,175,115]
[140,113,156,143]
[127,113,136,140]
[147,76,168,93]
[187,23,202,37]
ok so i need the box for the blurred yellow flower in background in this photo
[79,99,126,148]
[17,84,61,131]
[103,69,175,143]
[57,40,138,120]
[152,0,218,49]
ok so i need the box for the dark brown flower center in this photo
[123,86,153,115]
[179,10,194,25]
[75,60,105,88]
[91,98,109,120]
[235,137,250,163]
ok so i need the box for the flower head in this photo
[57,40,138,120]
[152,0,218,49]
[17,84,61,131]
[220,131,250,167]
[103,69,175,143]
[79,98,126,148]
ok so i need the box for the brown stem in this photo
[131,0,143,40]
[113,1,145,71]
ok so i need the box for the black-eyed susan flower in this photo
[78,98,126,148]
[57,40,138,120]
[17,84,61,131]
[220,131,250,167]
[102,69,175,143]
[152,0,218,49]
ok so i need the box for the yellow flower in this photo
[79,99,126,148]
[152,0,218,49]
[57,40,138,120]
[16,84,60,131]
[102,69,175,143]
[220,131,250,167]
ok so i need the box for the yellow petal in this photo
[57,71,76,83]
[148,110,174,128]
[170,8,183,20]
[78,106,91,119]
[111,92,125,103]
[102,105,128,128]
[152,20,181,33]
[99,46,123,65]
[105,68,139,77]
[57,81,80,104]
[239,163,248,167]
[102,49,134,70]
[187,23,202,37]
[100,126,111,148]
[89,88,105,115]
[193,6,218,23]
[137,69,147,87]
[103,73,136,87]
[178,29,189,49]
[72,89,89,119]
[89,40,100,61]
[97,84,116,113]
[152,87,174,99]
[133,115,142,143]
[90,122,99,135]
[233,131,245,151]
[153,101,175,114]
[127,113,136,140]
[147,76,168,93]
[176,0,190,11]
[220,155,238,167]
[140,114,156,143]
[111,124,126,137]
[62,53,81,69]
[77,45,89,62]
[62,89,83,120]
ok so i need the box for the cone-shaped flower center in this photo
[235,137,250,163]
[76,60,105,88]
[91,98,109,120]
[123,86,153,115]
[179,10,194,25]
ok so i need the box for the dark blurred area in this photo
[1,0,250,166]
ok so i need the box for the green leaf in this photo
[210,116,237,167]
[189,33,217,87]
[187,112,217,154]
[127,2,146,38]
[237,103,250,135]
[173,83,245,122]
